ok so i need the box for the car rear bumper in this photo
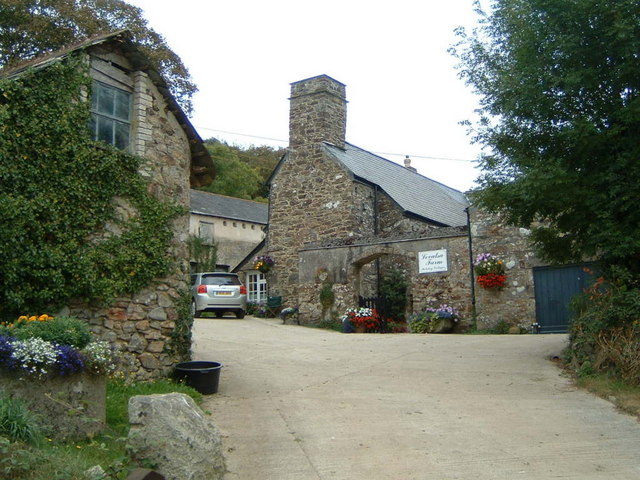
[194,294,247,312]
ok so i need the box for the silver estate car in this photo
[191,272,247,319]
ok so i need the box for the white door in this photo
[247,272,267,303]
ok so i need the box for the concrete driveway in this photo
[194,317,639,480]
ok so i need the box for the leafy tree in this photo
[0,0,196,114]
[198,141,265,201]
[452,0,640,278]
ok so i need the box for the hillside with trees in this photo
[196,139,283,202]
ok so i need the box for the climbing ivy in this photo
[379,269,408,321]
[187,234,217,273]
[168,288,194,360]
[0,56,182,319]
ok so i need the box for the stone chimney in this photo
[404,155,417,173]
[289,75,347,150]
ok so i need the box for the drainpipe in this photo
[465,207,477,329]
[374,185,381,296]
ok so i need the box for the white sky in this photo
[126,0,485,192]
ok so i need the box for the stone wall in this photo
[268,145,357,304]
[295,208,547,332]
[289,75,346,149]
[298,231,472,324]
[268,75,359,305]
[0,370,106,441]
[378,190,440,234]
[352,181,376,235]
[64,48,192,380]
[471,208,545,330]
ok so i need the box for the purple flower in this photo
[425,304,460,321]
[0,335,17,369]
[55,344,85,376]
[474,252,497,266]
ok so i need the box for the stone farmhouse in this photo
[189,189,267,272]
[238,75,589,332]
[1,31,215,379]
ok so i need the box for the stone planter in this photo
[430,317,455,333]
[0,369,106,441]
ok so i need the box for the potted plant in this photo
[474,252,507,290]
[408,304,460,333]
[0,314,117,440]
[341,307,382,333]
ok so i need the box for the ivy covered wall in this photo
[0,47,194,379]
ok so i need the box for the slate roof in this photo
[323,142,469,227]
[190,190,268,224]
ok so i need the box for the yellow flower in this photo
[17,315,28,322]
[38,314,50,321]
[28,316,37,322]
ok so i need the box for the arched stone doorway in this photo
[350,247,414,320]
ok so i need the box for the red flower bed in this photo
[477,273,507,290]
[343,307,382,332]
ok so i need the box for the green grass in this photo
[0,378,202,479]
[576,372,640,419]
[0,395,44,445]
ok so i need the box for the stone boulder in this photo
[127,393,226,480]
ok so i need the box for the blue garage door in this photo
[533,264,596,334]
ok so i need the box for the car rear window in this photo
[201,275,240,286]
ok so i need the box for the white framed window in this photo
[247,272,267,304]
[90,81,131,150]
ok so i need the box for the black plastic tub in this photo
[174,361,223,395]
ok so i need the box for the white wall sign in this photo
[418,249,448,274]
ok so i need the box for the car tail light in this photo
[240,285,247,295]
[197,285,207,294]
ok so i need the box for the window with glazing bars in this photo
[90,81,131,150]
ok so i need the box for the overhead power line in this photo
[194,125,477,163]
[374,152,476,163]
[194,125,288,144]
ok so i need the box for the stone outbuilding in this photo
[2,31,215,379]
[190,189,267,272]
[238,74,576,332]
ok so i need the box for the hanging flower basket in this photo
[253,255,274,273]
[477,273,507,289]
[474,253,507,290]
